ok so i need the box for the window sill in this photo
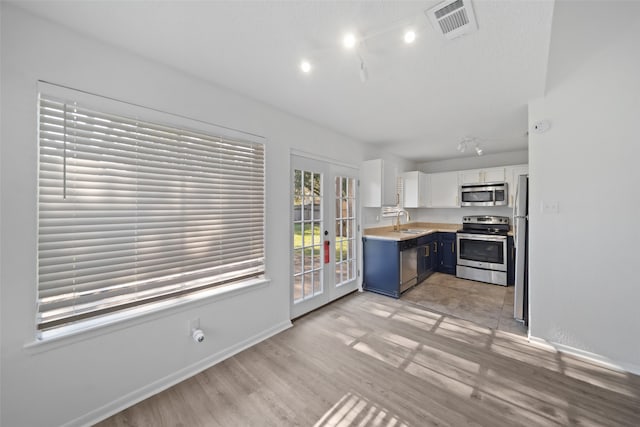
[24,277,270,354]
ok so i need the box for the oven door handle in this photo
[457,233,507,242]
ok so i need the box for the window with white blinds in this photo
[37,89,265,333]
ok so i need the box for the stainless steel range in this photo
[456,215,509,286]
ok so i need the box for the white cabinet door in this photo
[483,167,506,183]
[402,171,428,208]
[428,171,459,208]
[382,161,399,206]
[360,159,383,207]
[459,167,505,184]
[458,169,483,185]
[360,159,399,207]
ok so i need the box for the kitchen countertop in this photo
[363,222,461,241]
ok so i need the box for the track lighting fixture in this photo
[299,23,419,81]
[458,137,484,156]
[359,56,368,83]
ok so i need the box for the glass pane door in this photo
[293,169,323,303]
[335,176,356,287]
[291,156,359,319]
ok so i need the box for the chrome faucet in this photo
[395,209,410,231]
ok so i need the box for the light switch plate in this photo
[541,200,559,214]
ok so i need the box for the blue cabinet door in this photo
[437,232,457,275]
[362,238,401,298]
[417,234,436,282]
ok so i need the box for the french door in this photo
[291,155,358,319]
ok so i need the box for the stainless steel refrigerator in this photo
[513,174,528,324]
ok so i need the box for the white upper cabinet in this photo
[505,164,529,207]
[458,167,506,185]
[427,171,460,208]
[361,159,399,207]
[402,171,428,208]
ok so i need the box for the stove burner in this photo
[458,228,508,236]
[460,215,510,235]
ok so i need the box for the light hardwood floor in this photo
[97,291,640,426]
[403,273,527,336]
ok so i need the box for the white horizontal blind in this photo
[37,93,265,332]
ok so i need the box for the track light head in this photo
[359,58,369,83]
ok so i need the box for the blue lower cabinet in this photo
[417,234,436,282]
[437,232,457,275]
[363,232,459,299]
[362,238,401,298]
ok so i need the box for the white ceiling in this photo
[15,0,555,162]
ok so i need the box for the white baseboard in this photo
[66,319,293,427]
[528,335,640,376]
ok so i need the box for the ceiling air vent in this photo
[426,0,478,40]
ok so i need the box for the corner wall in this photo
[528,1,640,372]
[0,5,369,426]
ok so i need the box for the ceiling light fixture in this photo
[343,32,357,49]
[300,60,312,73]
[475,144,483,156]
[404,30,416,44]
[457,140,467,153]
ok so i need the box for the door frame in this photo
[290,151,360,319]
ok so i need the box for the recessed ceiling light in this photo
[300,60,312,73]
[404,30,416,44]
[343,33,357,49]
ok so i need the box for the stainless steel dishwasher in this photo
[399,239,418,293]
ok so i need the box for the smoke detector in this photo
[426,0,478,40]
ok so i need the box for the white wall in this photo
[417,150,527,173]
[0,5,373,426]
[528,1,640,372]
[411,206,513,225]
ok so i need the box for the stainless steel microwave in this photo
[460,182,508,207]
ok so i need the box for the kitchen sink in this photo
[399,229,430,234]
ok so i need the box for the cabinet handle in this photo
[434,242,438,253]
[425,246,430,256]
[512,246,515,260]
[451,242,454,253]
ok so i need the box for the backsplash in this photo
[362,206,513,229]
[412,206,513,224]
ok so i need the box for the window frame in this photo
[35,81,268,341]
